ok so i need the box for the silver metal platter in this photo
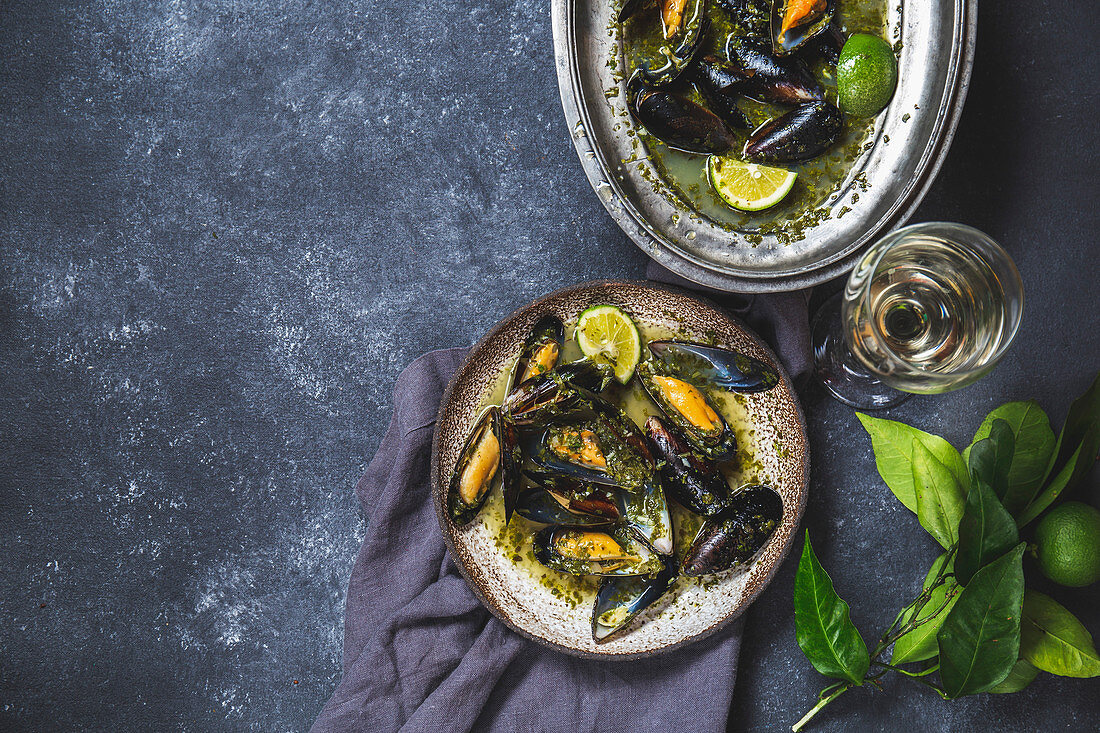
[553,0,977,292]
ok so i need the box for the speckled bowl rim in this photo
[430,280,809,660]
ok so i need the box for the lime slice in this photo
[575,305,641,384]
[837,33,898,117]
[707,156,797,212]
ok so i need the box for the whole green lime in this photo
[1034,502,1100,587]
[837,33,898,117]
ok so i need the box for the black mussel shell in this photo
[534,526,662,577]
[690,56,751,130]
[615,477,674,555]
[509,315,565,393]
[632,4,709,88]
[681,485,783,576]
[727,38,825,105]
[448,407,519,525]
[525,422,615,487]
[645,416,731,516]
[629,74,738,154]
[514,486,618,526]
[691,55,749,94]
[647,340,780,393]
[501,359,613,425]
[499,418,522,522]
[807,23,845,66]
[524,413,653,492]
[743,101,843,164]
[771,0,835,56]
[636,359,737,461]
[592,556,678,642]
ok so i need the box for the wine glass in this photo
[812,222,1024,409]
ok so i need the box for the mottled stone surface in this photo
[0,0,1096,731]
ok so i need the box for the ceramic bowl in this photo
[431,281,809,658]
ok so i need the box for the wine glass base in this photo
[811,293,911,410]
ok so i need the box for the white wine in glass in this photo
[813,222,1024,409]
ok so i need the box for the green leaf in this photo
[937,543,1025,698]
[793,531,870,684]
[1017,442,1085,527]
[1048,370,1100,487]
[962,401,1055,511]
[1020,590,1100,678]
[966,419,1015,503]
[856,413,968,514]
[912,441,966,549]
[891,552,959,664]
[1021,371,1100,525]
[954,480,1019,586]
[987,658,1039,694]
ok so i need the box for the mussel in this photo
[616,477,674,555]
[689,56,751,130]
[534,526,664,576]
[592,556,678,642]
[618,0,704,40]
[448,406,521,525]
[514,485,619,526]
[525,415,654,492]
[525,465,671,553]
[645,416,731,516]
[726,38,825,105]
[638,361,736,460]
[509,315,565,392]
[807,23,845,65]
[624,0,709,87]
[627,70,738,154]
[681,485,783,576]
[770,0,835,56]
[743,101,843,163]
[647,340,780,392]
[501,359,613,425]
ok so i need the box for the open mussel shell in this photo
[592,556,678,642]
[616,476,674,555]
[645,415,731,516]
[534,526,664,577]
[681,485,783,576]
[636,360,737,460]
[508,315,565,394]
[647,340,780,393]
[726,38,825,106]
[448,406,519,526]
[523,390,656,488]
[514,486,619,526]
[744,101,843,163]
[501,359,613,425]
[525,422,616,487]
[770,0,835,56]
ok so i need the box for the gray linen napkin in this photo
[313,281,812,733]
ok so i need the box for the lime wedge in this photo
[707,156,797,212]
[575,305,642,384]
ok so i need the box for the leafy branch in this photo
[791,370,1100,730]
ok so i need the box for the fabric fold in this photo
[314,284,812,733]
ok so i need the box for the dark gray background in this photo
[1,0,1097,730]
